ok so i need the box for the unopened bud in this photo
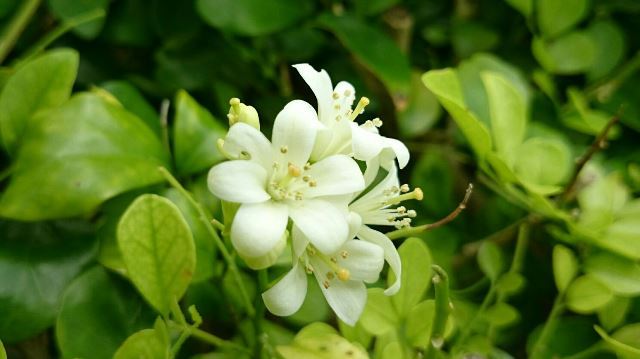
[228,98,260,129]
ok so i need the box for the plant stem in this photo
[15,8,105,65]
[563,343,606,359]
[0,0,41,64]
[159,167,255,317]
[454,283,497,348]
[529,294,565,359]
[425,265,452,358]
[585,50,640,102]
[559,111,621,204]
[189,326,251,354]
[387,183,473,240]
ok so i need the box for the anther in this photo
[305,265,314,274]
[330,257,338,263]
[337,269,350,281]
[304,162,312,170]
[323,280,330,289]
[400,184,410,193]
[308,180,317,187]
[302,175,311,182]
[344,89,352,97]
[349,97,370,121]
[326,272,335,280]
[240,150,251,160]
[288,163,301,177]
[407,210,417,218]
[295,192,304,200]
[340,250,349,259]
[332,92,339,99]
[280,146,288,154]
[372,118,383,127]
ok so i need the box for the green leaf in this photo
[0,93,169,220]
[478,241,503,281]
[277,322,368,359]
[56,266,155,359]
[537,0,589,38]
[481,72,527,166]
[595,324,640,359]
[48,0,108,39]
[410,147,456,217]
[513,137,571,195]
[481,303,519,327]
[584,252,640,295]
[397,72,441,138]
[578,173,629,232]
[173,90,227,176]
[451,21,499,59]
[422,69,492,159]
[565,275,614,314]
[359,288,399,336]
[552,245,579,293]
[598,297,630,331]
[526,317,600,358]
[381,341,410,359]
[598,216,640,260]
[505,0,532,16]
[586,20,626,81]
[101,80,162,137]
[0,339,5,359]
[0,220,96,343]
[532,32,596,74]
[405,300,436,348]
[0,49,78,154]
[196,0,313,36]
[496,272,525,296]
[113,328,170,359]
[390,238,432,316]
[118,194,196,315]
[319,14,411,94]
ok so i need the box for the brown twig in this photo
[387,183,473,240]
[559,110,622,203]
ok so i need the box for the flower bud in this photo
[227,97,260,130]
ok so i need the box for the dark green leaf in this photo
[48,0,109,39]
[101,80,161,137]
[532,32,596,74]
[537,0,589,38]
[0,93,169,220]
[113,328,170,359]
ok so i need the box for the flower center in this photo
[380,184,423,228]
[302,245,351,289]
[267,160,316,202]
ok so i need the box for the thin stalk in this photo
[563,343,606,359]
[159,167,255,317]
[254,269,271,359]
[0,0,41,64]
[425,265,452,358]
[166,321,250,355]
[454,284,497,348]
[387,183,473,240]
[16,8,105,65]
[529,295,565,359]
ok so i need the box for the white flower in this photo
[348,162,423,295]
[293,63,410,169]
[262,226,385,326]
[208,100,365,268]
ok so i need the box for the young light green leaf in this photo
[381,341,410,359]
[359,288,399,336]
[101,80,161,136]
[56,267,155,359]
[0,93,169,220]
[481,72,526,167]
[390,238,432,316]
[513,137,571,195]
[422,69,492,160]
[0,49,78,154]
[496,272,525,296]
[565,275,614,314]
[598,297,630,331]
[113,328,170,359]
[196,0,313,36]
[118,194,196,315]
[532,32,596,74]
[319,14,411,94]
[584,252,640,295]
[537,0,589,38]
[277,322,368,359]
[0,339,6,359]
[0,220,96,343]
[405,300,450,348]
[478,241,503,281]
[173,90,227,176]
[595,324,640,359]
[552,245,579,293]
[481,303,519,328]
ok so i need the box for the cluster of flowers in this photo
[207,64,422,325]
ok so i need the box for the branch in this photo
[387,183,473,240]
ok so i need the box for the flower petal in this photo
[231,201,288,259]
[310,257,367,326]
[357,225,401,295]
[334,81,356,110]
[289,199,348,255]
[347,212,363,241]
[292,64,334,125]
[383,137,410,169]
[208,160,270,203]
[292,225,310,258]
[272,100,319,167]
[350,165,399,216]
[301,155,365,197]
[242,234,287,270]
[223,122,273,169]
[262,264,308,316]
[338,240,384,283]
[351,124,410,169]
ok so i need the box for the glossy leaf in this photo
[596,324,640,359]
[0,339,5,359]
[56,266,155,359]
[359,288,398,336]
[101,80,161,137]
[598,297,630,331]
[48,0,109,39]
[390,238,432,316]
[584,252,640,295]
[552,245,579,293]
[196,0,313,36]
[0,220,96,343]
[398,72,441,138]
[0,49,78,155]
[319,14,411,94]
[113,328,170,359]
[565,275,614,314]
[532,32,596,74]
[513,137,571,195]
[0,93,169,220]
[117,194,196,315]
[173,90,227,176]
[537,0,589,38]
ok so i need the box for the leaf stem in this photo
[0,0,41,64]
[387,183,473,240]
[167,320,250,355]
[529,294,565,359]
[158,167,255,317]
[454,282,497,348]
[425,265,451,358]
